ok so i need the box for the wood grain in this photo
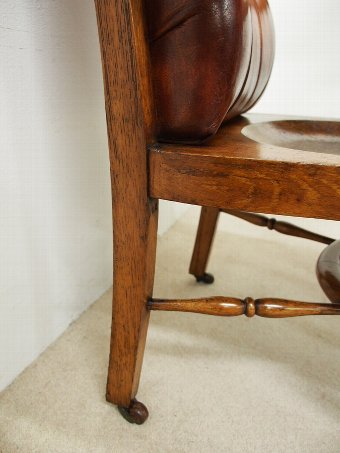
[243,119,340,156]
[95,0,158,408]
[221,209,335,244]
[149,297,245,316]
[256,299,340,317]
[149,114,340,220]
[189,207,220,279]
[149,297,340,318]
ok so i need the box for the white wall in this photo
[0,0,113,391]
[248,0,340,239]
[0,0,190,392]
[0,0,339,392]
[254,0,340,120]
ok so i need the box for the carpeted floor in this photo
[1,209,339,452]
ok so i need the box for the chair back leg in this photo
[189,207,220,283]
[94,0,158,424]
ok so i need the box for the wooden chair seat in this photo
[150,113,340,220]
[317,240,340,303]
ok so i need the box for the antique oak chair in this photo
[94,0,340,424]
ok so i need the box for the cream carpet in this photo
[1,209,339,453]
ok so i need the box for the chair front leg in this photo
[107,198,158,425]
[94,0,159,425]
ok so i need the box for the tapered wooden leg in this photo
[94,0,159,424]
[106,202,158,423]
[189,207,220,283]
[106,199,158,420]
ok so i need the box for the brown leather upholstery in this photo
[145,0,275,143]
[317,240,340,304]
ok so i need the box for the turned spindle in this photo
[149,297,340,318]
[221,210,335,245]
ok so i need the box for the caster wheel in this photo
[195,272,214,284]
[118,399,149,425]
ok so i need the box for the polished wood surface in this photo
[222,209,335,244]
[189,207,220,281]
[95,0,158,413]
[149,114,340,220]
[145,0,274,143]
[149,297,340,318]
[189,205,336,294]
[149,297,245,316]
[317,240,340,303]
[243,120,340,156]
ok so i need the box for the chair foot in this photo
[195,272,214,284]
[118,399,149,425]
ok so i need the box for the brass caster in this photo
[118,399,149,425]
[195,272,214,284]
